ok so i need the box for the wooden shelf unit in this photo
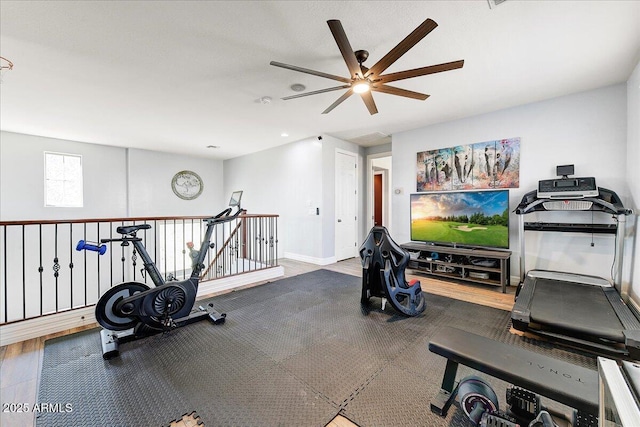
[400,242,512,293]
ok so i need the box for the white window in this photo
[44,152,83,207]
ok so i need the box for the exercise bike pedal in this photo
[199,304,226,324]
[100,328,135,360]
[100,329,119,360]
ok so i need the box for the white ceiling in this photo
[1,1,639,159]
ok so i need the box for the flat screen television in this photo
[410,190,510,249]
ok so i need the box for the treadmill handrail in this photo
[516,185,630,295]
[515,187,632,216]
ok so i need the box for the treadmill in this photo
[511,169,640,359]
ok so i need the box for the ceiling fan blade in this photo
[360,91,378,115]
[322,89,354,114]
[270,61,351,84]
[281,85,351,100]
[374,60,465,84]
[327,20,363,79]
[372,84,430,100]
[365,18,438,79]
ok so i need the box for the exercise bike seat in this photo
[117,224,152,235]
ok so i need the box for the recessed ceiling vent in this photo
[487,0,507,9]
[348,132,392,147]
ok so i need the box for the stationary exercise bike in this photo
[78,191,244,359]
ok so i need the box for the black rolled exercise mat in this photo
[37,269,596,427]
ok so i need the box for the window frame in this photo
[44,151,84,208]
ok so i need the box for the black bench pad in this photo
[429,326,598,414]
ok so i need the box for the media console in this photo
[400,242,511,293]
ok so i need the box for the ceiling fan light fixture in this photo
[270,18,464,115]
[352,81,370,94]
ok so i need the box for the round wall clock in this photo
[171,170,204,200]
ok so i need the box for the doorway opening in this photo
[367,153,392,232]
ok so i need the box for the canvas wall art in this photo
[417,137,520,191]
[417,148,454,191]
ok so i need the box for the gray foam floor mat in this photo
[37,269,596,426]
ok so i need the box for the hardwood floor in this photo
[0,257,515,427]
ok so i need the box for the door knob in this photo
[337,219,342,222]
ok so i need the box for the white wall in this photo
[127,148,224,217]
[392,84,630,285]
[223,134,362,263]
[365,143,392,157]
[223,137,324,261]
[0,131,128,220]
[0,132,226,220]
[627,59,640,303]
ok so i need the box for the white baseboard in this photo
[197,266,284,296]
[510,275,521,288]
[284,252,337,266]
[0,267,284,347]
[0,307,97,347]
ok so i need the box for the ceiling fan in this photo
[270,19,464,115]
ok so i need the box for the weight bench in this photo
[428,327,598,420]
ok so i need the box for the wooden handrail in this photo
[0,213,278,226]
[1,212,279,325]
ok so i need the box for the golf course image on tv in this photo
[410,190,509,249]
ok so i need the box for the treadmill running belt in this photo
[530,279,624,343]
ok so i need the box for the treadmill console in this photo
[537,177,598,199]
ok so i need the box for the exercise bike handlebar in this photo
[205,206,245,225]
[76,207,244,256]
[215,207,232,218]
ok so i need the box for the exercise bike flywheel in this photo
[95,282,150,331]
[151,285,187,316]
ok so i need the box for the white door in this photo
[335,150,357,261]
